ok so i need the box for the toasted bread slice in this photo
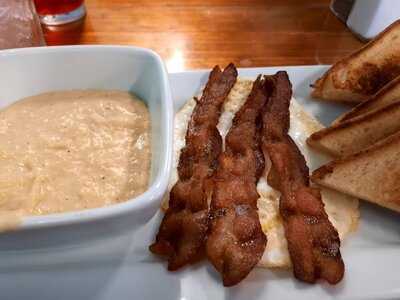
[307,101,400,157]
[311,20,400,103]
[333,75,400,124]
[312,132,400,213]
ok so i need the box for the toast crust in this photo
[312,20,400,103]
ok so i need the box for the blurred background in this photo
[1,0,399,72]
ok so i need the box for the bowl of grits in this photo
[0,45,172,236]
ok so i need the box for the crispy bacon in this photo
[262,71,344,284]
[206,76,268,286]
[150,64,238,270]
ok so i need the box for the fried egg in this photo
[166,79,360,269]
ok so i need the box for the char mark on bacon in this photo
[150,63,238,270]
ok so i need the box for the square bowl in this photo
[0,45,173,242]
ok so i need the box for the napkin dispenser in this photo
[330,0,400,40]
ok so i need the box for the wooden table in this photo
[43,0,364,72]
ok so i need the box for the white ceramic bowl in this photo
[0,45,172,242]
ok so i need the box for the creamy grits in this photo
[0,90,151,229]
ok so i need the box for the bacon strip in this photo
[261,71,344,284]
[206,76,268,286]
[150,64,238,270]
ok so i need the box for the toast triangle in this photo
[311,20,400,103]
[312,132,400,213]
[307,101,400,157]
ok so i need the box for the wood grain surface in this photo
[42,0,364,71]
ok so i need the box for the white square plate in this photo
[1,66,399,300]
